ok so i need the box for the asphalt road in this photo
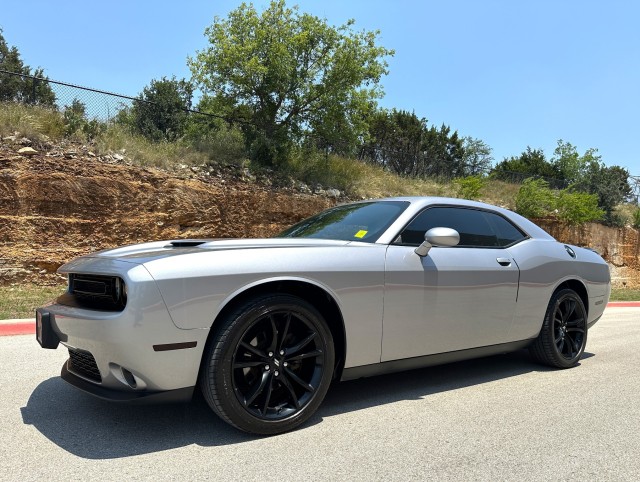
[1,308,638,481]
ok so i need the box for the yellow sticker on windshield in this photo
[354,230,368,239]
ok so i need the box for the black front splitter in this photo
[61,361,194,404]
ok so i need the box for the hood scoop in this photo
[167,240,208,248]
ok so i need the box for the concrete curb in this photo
[1,301,639,337]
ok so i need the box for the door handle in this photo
[496,257,511,267]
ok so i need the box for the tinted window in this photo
[484,211,527,246]
[278,201,409,243]
[397,207,525,248]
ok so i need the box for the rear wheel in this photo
[530,288,587,368]
[200,294,334,435]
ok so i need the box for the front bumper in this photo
[38,261,209,397]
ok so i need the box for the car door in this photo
[381,206,525,362]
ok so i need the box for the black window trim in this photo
[391,204,530,249]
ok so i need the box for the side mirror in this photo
[414,227,460,257]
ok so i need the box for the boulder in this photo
[17,147,38,157]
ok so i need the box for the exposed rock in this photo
[0,141,335,285]
[17,147,38,157]
[296,182,312,194]
[326,188,341,198]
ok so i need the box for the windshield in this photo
[278,201,409,243]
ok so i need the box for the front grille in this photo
[68,349,101,383]
[59,274,127,311]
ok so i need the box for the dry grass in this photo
[0,102,66,141]
[287,153,528,206]
[286,152,458,199]
[481,179,522,209]
[94,125,212,169]
[0,285,66,320]
[610,288,640,302]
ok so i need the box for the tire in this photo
[530,288,588,368]
[200,294,335,435]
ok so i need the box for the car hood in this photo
[79,238,356,264]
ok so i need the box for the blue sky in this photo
[2,0,639,174]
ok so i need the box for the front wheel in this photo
[200,294,334,435]
[530,288,588,368]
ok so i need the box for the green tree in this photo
[551,140,597,184]
[549,140,631,225]
[421,123,465,178]
[188,0,394,165]
[461,137,493,176]
[491,147,562,185]
[582,163,632,225]
[0,29,55,106]
[361,109,427,175]
[359,110,464,179]
[307,90,375,157]
[127,77,194,142]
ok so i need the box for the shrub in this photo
[516,178,605,225]
[184,120,247,165]
[454,175,486,200]
[556,191,604,225]
[515,178,556,218]
[632,208,640,229]
[61,99,106,140]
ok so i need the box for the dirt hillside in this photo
[0,138,638,288]
[0,140,335,285]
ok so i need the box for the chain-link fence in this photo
[1,68,135,121]
[630,176,640,204]
[0,69,232,125]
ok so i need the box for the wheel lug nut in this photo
[279,350,285,356]
[283,362,288,367]
[274,370,279,377]
[265,365,270,371]
[268,352,274,357]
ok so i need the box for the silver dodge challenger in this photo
[36,197,610,434]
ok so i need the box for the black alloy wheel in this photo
[530,288,588,368]
[552,295,586,360]
[200,294,334,435]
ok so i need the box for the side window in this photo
[483,211,527,247]
[397,207,526,248]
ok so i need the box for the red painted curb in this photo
[0,323,35,336]
[607,302,640,308]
